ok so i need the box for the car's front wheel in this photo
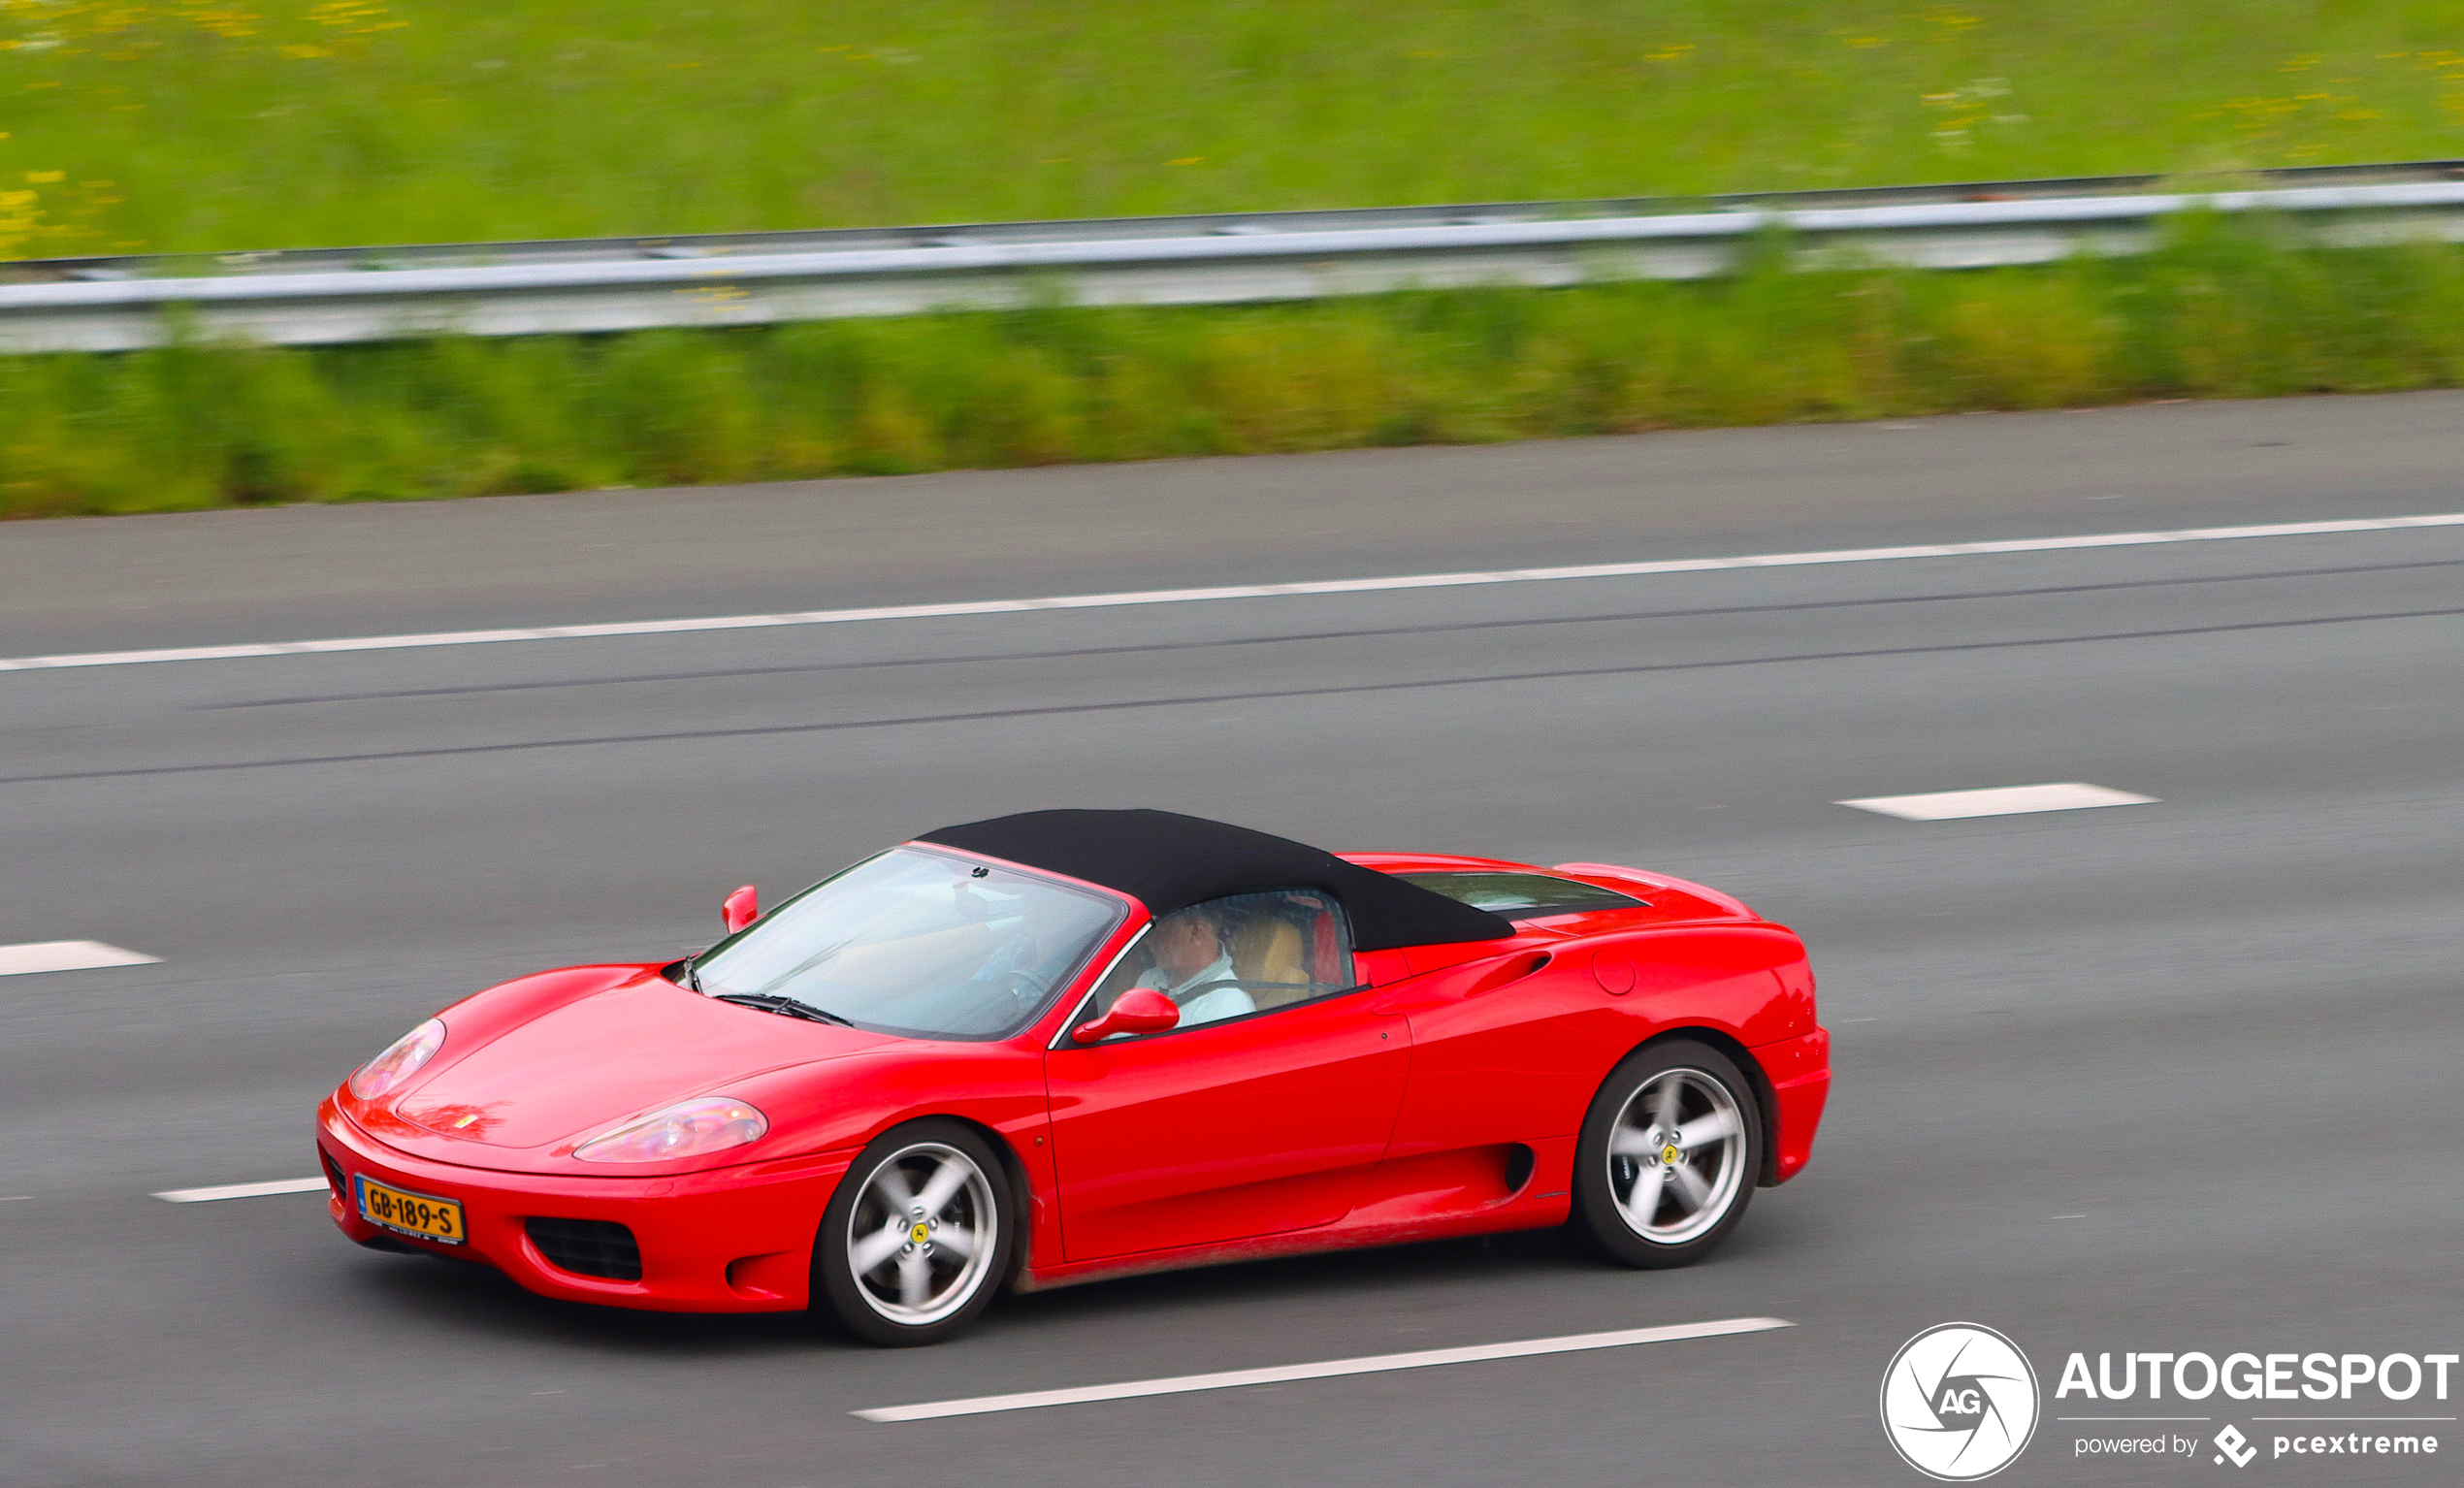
[1572,1040,1763,1268]
[813,1119,1014,1346]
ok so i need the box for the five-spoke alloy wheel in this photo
[1572,1041,1763,1268]
[814,1120,1013,1345]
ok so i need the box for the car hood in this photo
[381,973,888,1154]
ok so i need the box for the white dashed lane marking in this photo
[153,1178,330,1204]
[3,511,2459,674]
[1838,783,2158,821]
[0,940,161,976]
[855,1317,1794,1422]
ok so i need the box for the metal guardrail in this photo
[5,161,2462,353]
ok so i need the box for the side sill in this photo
[1013,1195,1571,1294]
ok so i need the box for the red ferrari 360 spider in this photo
[318,809,1829,1344]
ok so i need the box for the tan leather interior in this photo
[1232,918,1312,1009]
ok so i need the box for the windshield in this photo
[692,847,1125,1039]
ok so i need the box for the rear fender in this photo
[1573,923,1817,1186]
[1587,924,1812,1046]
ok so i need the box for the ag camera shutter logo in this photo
[1881,1322,2042,1479]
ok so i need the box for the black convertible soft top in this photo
[916,808,1515,952]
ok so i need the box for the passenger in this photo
[1133,904,1254,1026]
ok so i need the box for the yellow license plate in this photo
[356,1176,466,1245]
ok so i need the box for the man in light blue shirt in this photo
[1133,904,1254,1026]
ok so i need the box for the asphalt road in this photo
[3,393,2460,1487]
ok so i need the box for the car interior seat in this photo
[1231,916,1312,1009]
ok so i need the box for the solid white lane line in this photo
[853,1316,1794,1422]
[0,940,162,976]
[1838,783,2157,821]
[152,1177,330,1203]
[7,512,2461,674]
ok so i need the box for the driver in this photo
[1133,903,1253,1027]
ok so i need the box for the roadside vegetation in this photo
[8,3,2464,519]
[4,1,2464,258]
[9,219,2464,519]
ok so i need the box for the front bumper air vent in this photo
[525,1217,643,1281]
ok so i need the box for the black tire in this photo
[1572,1040,1763,1269]
[813,1119,1015,1346]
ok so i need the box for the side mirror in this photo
[721,885,759,935]
[1071,987,1180,1045]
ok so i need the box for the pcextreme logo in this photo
[1881,1323,2042,1480]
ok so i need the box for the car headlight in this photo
[573,1096,767,1164]
[347,1018,445,1100]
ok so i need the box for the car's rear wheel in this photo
[813,1120,1013,1346]
[1572,1041,1762,1269]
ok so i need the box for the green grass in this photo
[5,2,2464,259]
[9,219,2464,520]
[11,5,2464,523]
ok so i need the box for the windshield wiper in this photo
[712,990,854,1026]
